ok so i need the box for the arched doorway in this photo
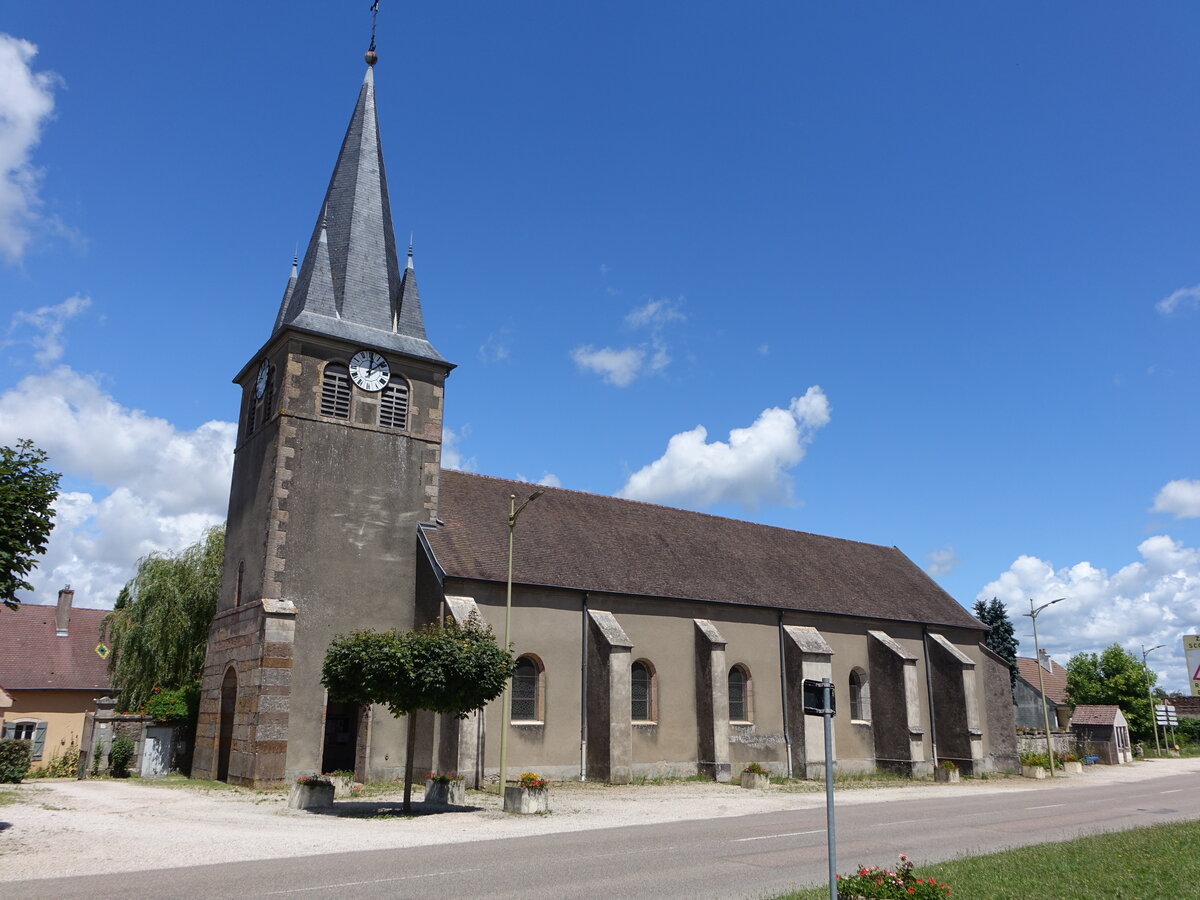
[216,667,237,782]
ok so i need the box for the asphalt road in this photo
[9,770,1198,899]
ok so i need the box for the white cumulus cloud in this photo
[441,425,476,472]
[977,535,1200,693]
[571,345,645,387]
[1153,479,1200,519]
[925,545,961,577]
[0,34,58,264]
[618,387,831,509]
[0,367,235,609]
[6,294,90,362]
[625,298,684,329]
[1156,284,1200,315]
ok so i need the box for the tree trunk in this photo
[402,711,417,813]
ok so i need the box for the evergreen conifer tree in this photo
[974,597,1018,692]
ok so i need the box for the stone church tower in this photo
[192,58,452,786]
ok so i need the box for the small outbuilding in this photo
[1069,704,1133,764]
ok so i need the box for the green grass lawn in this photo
[770,820,1200,899]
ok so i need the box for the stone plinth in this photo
[1021,765,1047,780]
[934,767,960,783]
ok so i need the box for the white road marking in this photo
[733,829,824,842]
[1161,789,1184,794]
[872,819,923,827]
[1025,804,1064,810]
[264,867,485,894]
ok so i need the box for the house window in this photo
[320,363,351,419]
[729,665,752,723]
[849,667,871,722]
[378,376,409,429]
[631,660,656,722]
[511,655,543,722]
[3,720,47,760]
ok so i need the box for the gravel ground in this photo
[1,757,1194,882]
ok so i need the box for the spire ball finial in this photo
[365,49,378,66]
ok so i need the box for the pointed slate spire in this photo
[272,253,300,333]
[273,66,445,364]
[396,241,428,339]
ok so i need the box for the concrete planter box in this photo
[1062,761,1083,775]
[288,781,334,810]
[329,775,358,799]
[740,771,769,790]
[934,767,960,783]
[504,785,549,814]
[1021,765,1047,780]
[424,778,466,806]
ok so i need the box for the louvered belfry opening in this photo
[378,376,408,428]
[320,364,351,418]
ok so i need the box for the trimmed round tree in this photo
[322,616,513,811]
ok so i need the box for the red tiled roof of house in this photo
[0,603,112,691]
[1070,704,1124,726]
[428,471,983,629]
[1015,655,1069,704]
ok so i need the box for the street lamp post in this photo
[1141,643,1165,757]
[1024,598,1064,777]
[497,489,544,798]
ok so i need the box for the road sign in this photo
[803,679,836,716]
[1155,704,1178,726]
[1186,635,1200,696]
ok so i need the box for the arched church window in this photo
[631,660,656,722]
[729,665,752,723]
[511,655,543,723]
[378,376,409,429]
[320,363,351,419]
[849,668,871,722]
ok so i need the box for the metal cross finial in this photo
[369,0,380,53]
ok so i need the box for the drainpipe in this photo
[922,627,939,766]
[778,610,793,777]
[580,592,589,782]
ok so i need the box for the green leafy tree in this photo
[102,526,224,715]
[0,440,61,611]
[973,597,1018,691]
[1066,643,1157,740]
[322,617,513,811]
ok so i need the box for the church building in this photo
[192,53,1019,787]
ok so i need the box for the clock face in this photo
[255,360,270,398]
[349,350,390,391]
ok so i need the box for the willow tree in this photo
[102,526,224,714]
[322,617,513,811]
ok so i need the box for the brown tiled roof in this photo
[0,604,112,691]
[1070,705,1124,726]
[1015,656,1069,705]
[428,471,982,630]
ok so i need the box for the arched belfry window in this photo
[631,660,656,722]
[378,375,409,429]
[261,366,275,420]
[728,665,752,723]
[511,655,544,723]
[320,363,351,419]
[849,667,871,722]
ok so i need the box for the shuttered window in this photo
[379,377,408,429]
[320,364,351,419]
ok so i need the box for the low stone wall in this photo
[1016,730,1078,757]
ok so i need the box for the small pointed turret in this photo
[274,66,445,363]
[272,253,301,333]
[395,242,428,339]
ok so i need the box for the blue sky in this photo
[2,3,1198,691]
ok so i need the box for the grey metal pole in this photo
[823,677,836,900]
[1141,644,1164,757]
